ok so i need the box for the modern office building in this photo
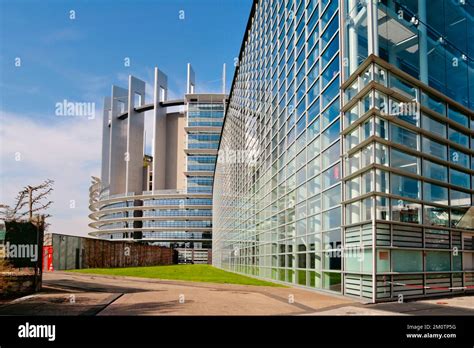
[213,0,474,301]
[89,64,227,263]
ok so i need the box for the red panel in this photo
[42,246,54,271]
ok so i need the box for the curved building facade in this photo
[90,64,227,263]
[213,0,474,302]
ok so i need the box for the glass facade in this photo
[214,0,345,295]
[186,102,224,195]
[213,0,474,302]
[90,96,225,256]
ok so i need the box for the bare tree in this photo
[2,179,54,222]
[0,204,14,220]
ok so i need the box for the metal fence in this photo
[43,233,176,270]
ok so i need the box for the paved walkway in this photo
[0,272,354,315]
[0,272,473,316]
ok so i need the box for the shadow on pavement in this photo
[45,277,162,294]
[368,299,474,316]
[98,300,195,316]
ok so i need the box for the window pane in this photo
[321,14,338,50]
[423,183,448,205]
[389,75,417,100]
[451,207,469,228]
[323,164,341,188]
[426,251,451,272]
[376,196,389,220]
[424,206,449,227]
[321,0,337,29]
[322,76,340,109]
[450,148,470,168]
[322,185,340,209]
[322,55,339,86]
[392,250,423,272]
[361,144,373,167]
[376,249,390,272]
[322,272,341,292]
[448,127,469,148]
[321,33,338,67]
[421,91,446,116]
[422,113,446,137]
[423,160,447,182]
[322,141,340,168]
[322,120,340,148]
[422,137,447,160]
[308,136,320,156]
[345,177,360,199]
[448,105,469,128]
[361,170,373,194]
[375,169,389,193]
[362,197,373,221]
[390,174,420,199]
[360,92,373,115]
[361,119,373,142]
[450,169,470,189]
[391,199,421,224]
[376,118,387,139]
[322,97,339,128]
[324,228,341,249]
[346,128,359,151]
[450,189,471,207]
[308,195,321,216]
[376,143,388,165]
[346,152,359,175]
[390,148,419,174]
[308,156,320,178]
[322,207,341,230]
[345,202,360,224]
[390,124,418,149]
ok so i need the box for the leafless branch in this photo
[32,187,54,202]
[7,179,55,221]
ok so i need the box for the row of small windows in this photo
[142,198,212,206]
[226,247,467,273]
[143,220,212,228]
[346,195,471,229]
[142,209,212,217]
[344,64,472,130]
[187,133,220,149]
[347,142,473,190]
[142,231,212,240]
[346,117,474,172]
[101,198,215,211]
[188,120,223,127]
[187,177,213,193]
[102,232,212,240]
[98,209,213,221]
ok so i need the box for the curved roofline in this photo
[115,94,231,120]
[117,99,185,120]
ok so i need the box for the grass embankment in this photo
[69,264,285,287]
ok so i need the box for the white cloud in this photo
[0,111,102,237]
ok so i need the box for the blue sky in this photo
[0,0,252,236]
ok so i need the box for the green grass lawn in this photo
[69,264,285,287]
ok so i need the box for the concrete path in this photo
[0,271,472,316]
